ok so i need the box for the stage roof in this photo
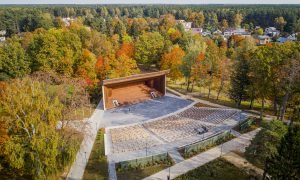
[102,70,169,86]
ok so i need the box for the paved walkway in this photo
[66,101,105,180]
[143,128,261,180]
[168,150,184,164]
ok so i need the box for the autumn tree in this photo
[229,37,256,108]
[250,45,273,119]
[159,14,176,32]
[220,19,229,32]
[216,46,231,100]
[181,36,207,92]
[233,13,243,28]
[189,12,205,28]
[0,78,79,179]
[275,16,287,32]
[167,28,182,44]
[75,49,97,85]
[205,39,220,99]
[0,36,30,80]
[160,45,185,81]
[135,32,165,68]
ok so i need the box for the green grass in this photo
[167,81,276,115]
[83,128,108,180]
[175,158,254,180]
[117,164,171,180]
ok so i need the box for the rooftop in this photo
[102,70,169,86]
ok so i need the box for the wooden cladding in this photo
[102,71,168,110]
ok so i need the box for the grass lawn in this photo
[175,158,253,180]
[117,164,171,180]
[167,80,275,114]
[83,128,108,180]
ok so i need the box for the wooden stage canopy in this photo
[101,70,169,110]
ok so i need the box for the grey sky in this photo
[0,0,299,4]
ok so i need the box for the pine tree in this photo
[264,123,300,179]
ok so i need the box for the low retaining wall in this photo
[116,152,172,170]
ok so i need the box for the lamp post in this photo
[167,167,171,180]
[146,141,148,156]
[85,152,87,162]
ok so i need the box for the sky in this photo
[0,0,299,4]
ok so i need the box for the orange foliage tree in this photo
[160,45,185,81]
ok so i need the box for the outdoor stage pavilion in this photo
[101,70,170,110]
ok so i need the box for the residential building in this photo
[62,17,75,27]
[223,28,251,38]
[257,35,271,45]
[176,20,192,31]
[213,29,222,35]
[0,30,6,42]
[277,37,288,43]
[265,27,280,37]
[287,33,298,41]
[191,28,203,35]
[202,31,212,37]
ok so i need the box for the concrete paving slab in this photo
[101,94,193,127]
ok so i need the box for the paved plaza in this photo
[101,93,193,127]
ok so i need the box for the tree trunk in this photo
[249,98,254,109]
[237,99,241,109]
[191,80,195,92]
[260,96,265,119]
[249,87,255,109]
[186,78,190,92]
[277,104,282,120]
[280,91,289,121]
[216,80,224,100]
[208,75,212,99]
[273,95,278,116]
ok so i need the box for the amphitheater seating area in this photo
[109,107,240,153]
[143,116,214,142]
[110,125,161,153]
[178,107,239,124]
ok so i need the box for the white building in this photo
[176,20,192,31]
[213,29,222,35]
[0,30,6,42]
[202,31,212,37]
[265,27,280,37]
[287,33,298,41]
[257,35,271,45]
[191,28,203,35]
[0,30,6,36]
[0,37,5,42]
[62,17,75,27]
[223,28,251,38]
